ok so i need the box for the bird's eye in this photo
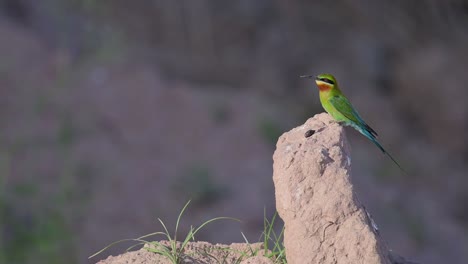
[320,78,334,85]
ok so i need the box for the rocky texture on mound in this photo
[97,242,273,264]
[95,113,416,264]
[273,113,416,264]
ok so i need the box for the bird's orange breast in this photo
[316,83,332,92]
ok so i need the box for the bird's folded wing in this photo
[329,95,378,137]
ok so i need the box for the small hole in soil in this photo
[304,129,315,138]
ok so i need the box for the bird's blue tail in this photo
[356,126,406,174]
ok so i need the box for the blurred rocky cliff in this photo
[1,1,468,264]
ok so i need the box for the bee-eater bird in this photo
[301,73,404,172]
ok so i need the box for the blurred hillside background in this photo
[1,0,468,263]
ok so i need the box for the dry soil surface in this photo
[96,242,274,264]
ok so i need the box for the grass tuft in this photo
[241,209,287,263]
[89,200,239,263]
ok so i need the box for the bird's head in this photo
[300,73,337,91]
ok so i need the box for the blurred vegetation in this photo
[0,137,94,264]
[173,164,228,207]
[0,153,77,264]
[257,118,284,146]
[0,45,93,262]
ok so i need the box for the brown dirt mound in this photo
[96,241,274,264]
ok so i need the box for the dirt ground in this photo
[96,242,274,264]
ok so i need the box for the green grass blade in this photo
[271,226,285,253]
[157,218,173,241]
[192,217,240,237]
[181,226,195,250]
[125,242,146,252]
[145,242,177,263]
[240,232,256,256]
[89,238,149,259]
[175,200,191,243]
[137,231,167,240]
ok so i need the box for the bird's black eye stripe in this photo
[319,78,334,85]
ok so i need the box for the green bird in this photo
[301,73,404,172]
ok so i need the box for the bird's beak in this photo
[300,75,315,79]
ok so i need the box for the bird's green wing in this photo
[329,95,405,173]
[329,95,378,137]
